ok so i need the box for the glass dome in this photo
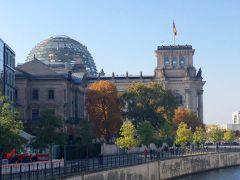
[26,35,97,76]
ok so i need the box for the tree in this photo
[175,122,192,146]
[223,129,235,143]
[0,95,24,153]
[137,121,157,147]
[173,107,204,131]
[208,127,223,144]
[193,127,206,146]
[121,82,178,128]
[116,121,138,149]
[78,120,95,158]
[158,121,176,146]
[32,110,66,150]
[86,80,122,141]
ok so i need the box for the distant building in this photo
[232,111,240,124]
[223,111,240,131]
[226,124,240,131]
[89,45,205,121]
[0,38,15,102]
[17,36,206,141]
[206,124,226,133]
[15,59,86,136]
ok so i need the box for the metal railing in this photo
[1,146,240,180]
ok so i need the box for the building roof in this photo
[16,59,86,85]
[17,59,59,76]
[157,45,193,51]
[26,35,97,76]
[88,75,154,81]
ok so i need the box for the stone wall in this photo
[66,152,240,180]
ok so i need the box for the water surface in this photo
[176,166,240,180]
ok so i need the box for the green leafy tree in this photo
[121,82,178,128]
[223,129,235,143]
[32,110,66,151]
[137,121,157,147]
[208,127,223,144]
[158,121,175,146]
[175,122,192,146]
[78,120,95,158]
[0,96,24,153]
[193,127,206,145]
[116,121,138,149]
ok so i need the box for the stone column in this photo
[185,89,191,109]
[197,90,204,122]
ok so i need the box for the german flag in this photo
[173,21,177,36]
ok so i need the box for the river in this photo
[176,166,240,180]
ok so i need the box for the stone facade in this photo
[16,44,205,132]
[89,45,205,121]
[67,152,240,180]
[15,60,85,134]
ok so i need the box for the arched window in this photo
[172,57,177,68]
[180,57,185,68]
[164,56,170,67]
[176,93,183,105]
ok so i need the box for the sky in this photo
[1,0,240,125]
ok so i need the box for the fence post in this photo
[10,166,12,180]
[20,165,22,180]
[37,163,39,179]
[58,161,61,176]
[44,163,46,178]
[28,164,31,180]
[110,155,112,168]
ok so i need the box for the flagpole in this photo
[173,20,177,46]
[174,34,175,46]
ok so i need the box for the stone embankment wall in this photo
[66,152,240,180]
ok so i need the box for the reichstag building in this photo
[15,35,205,133]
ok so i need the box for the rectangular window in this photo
[9,56,11,66]
[48,90,54,100]
[64,89,66,101]
[15,89,18,100]
[32,109,39,120]
[6,53,8,65]
[10,89,13,101]
[32,89,39,100]
[9,72,11,85]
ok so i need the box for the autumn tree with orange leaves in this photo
[172,107,204,131]
[86,80,122,141]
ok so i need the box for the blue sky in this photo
[1,0,240,124]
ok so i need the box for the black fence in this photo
[1,146,240,180]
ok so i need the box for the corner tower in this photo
[155,45,205,122]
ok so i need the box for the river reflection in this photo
[176,166,240,180]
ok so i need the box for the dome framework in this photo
[26,35,97,76]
